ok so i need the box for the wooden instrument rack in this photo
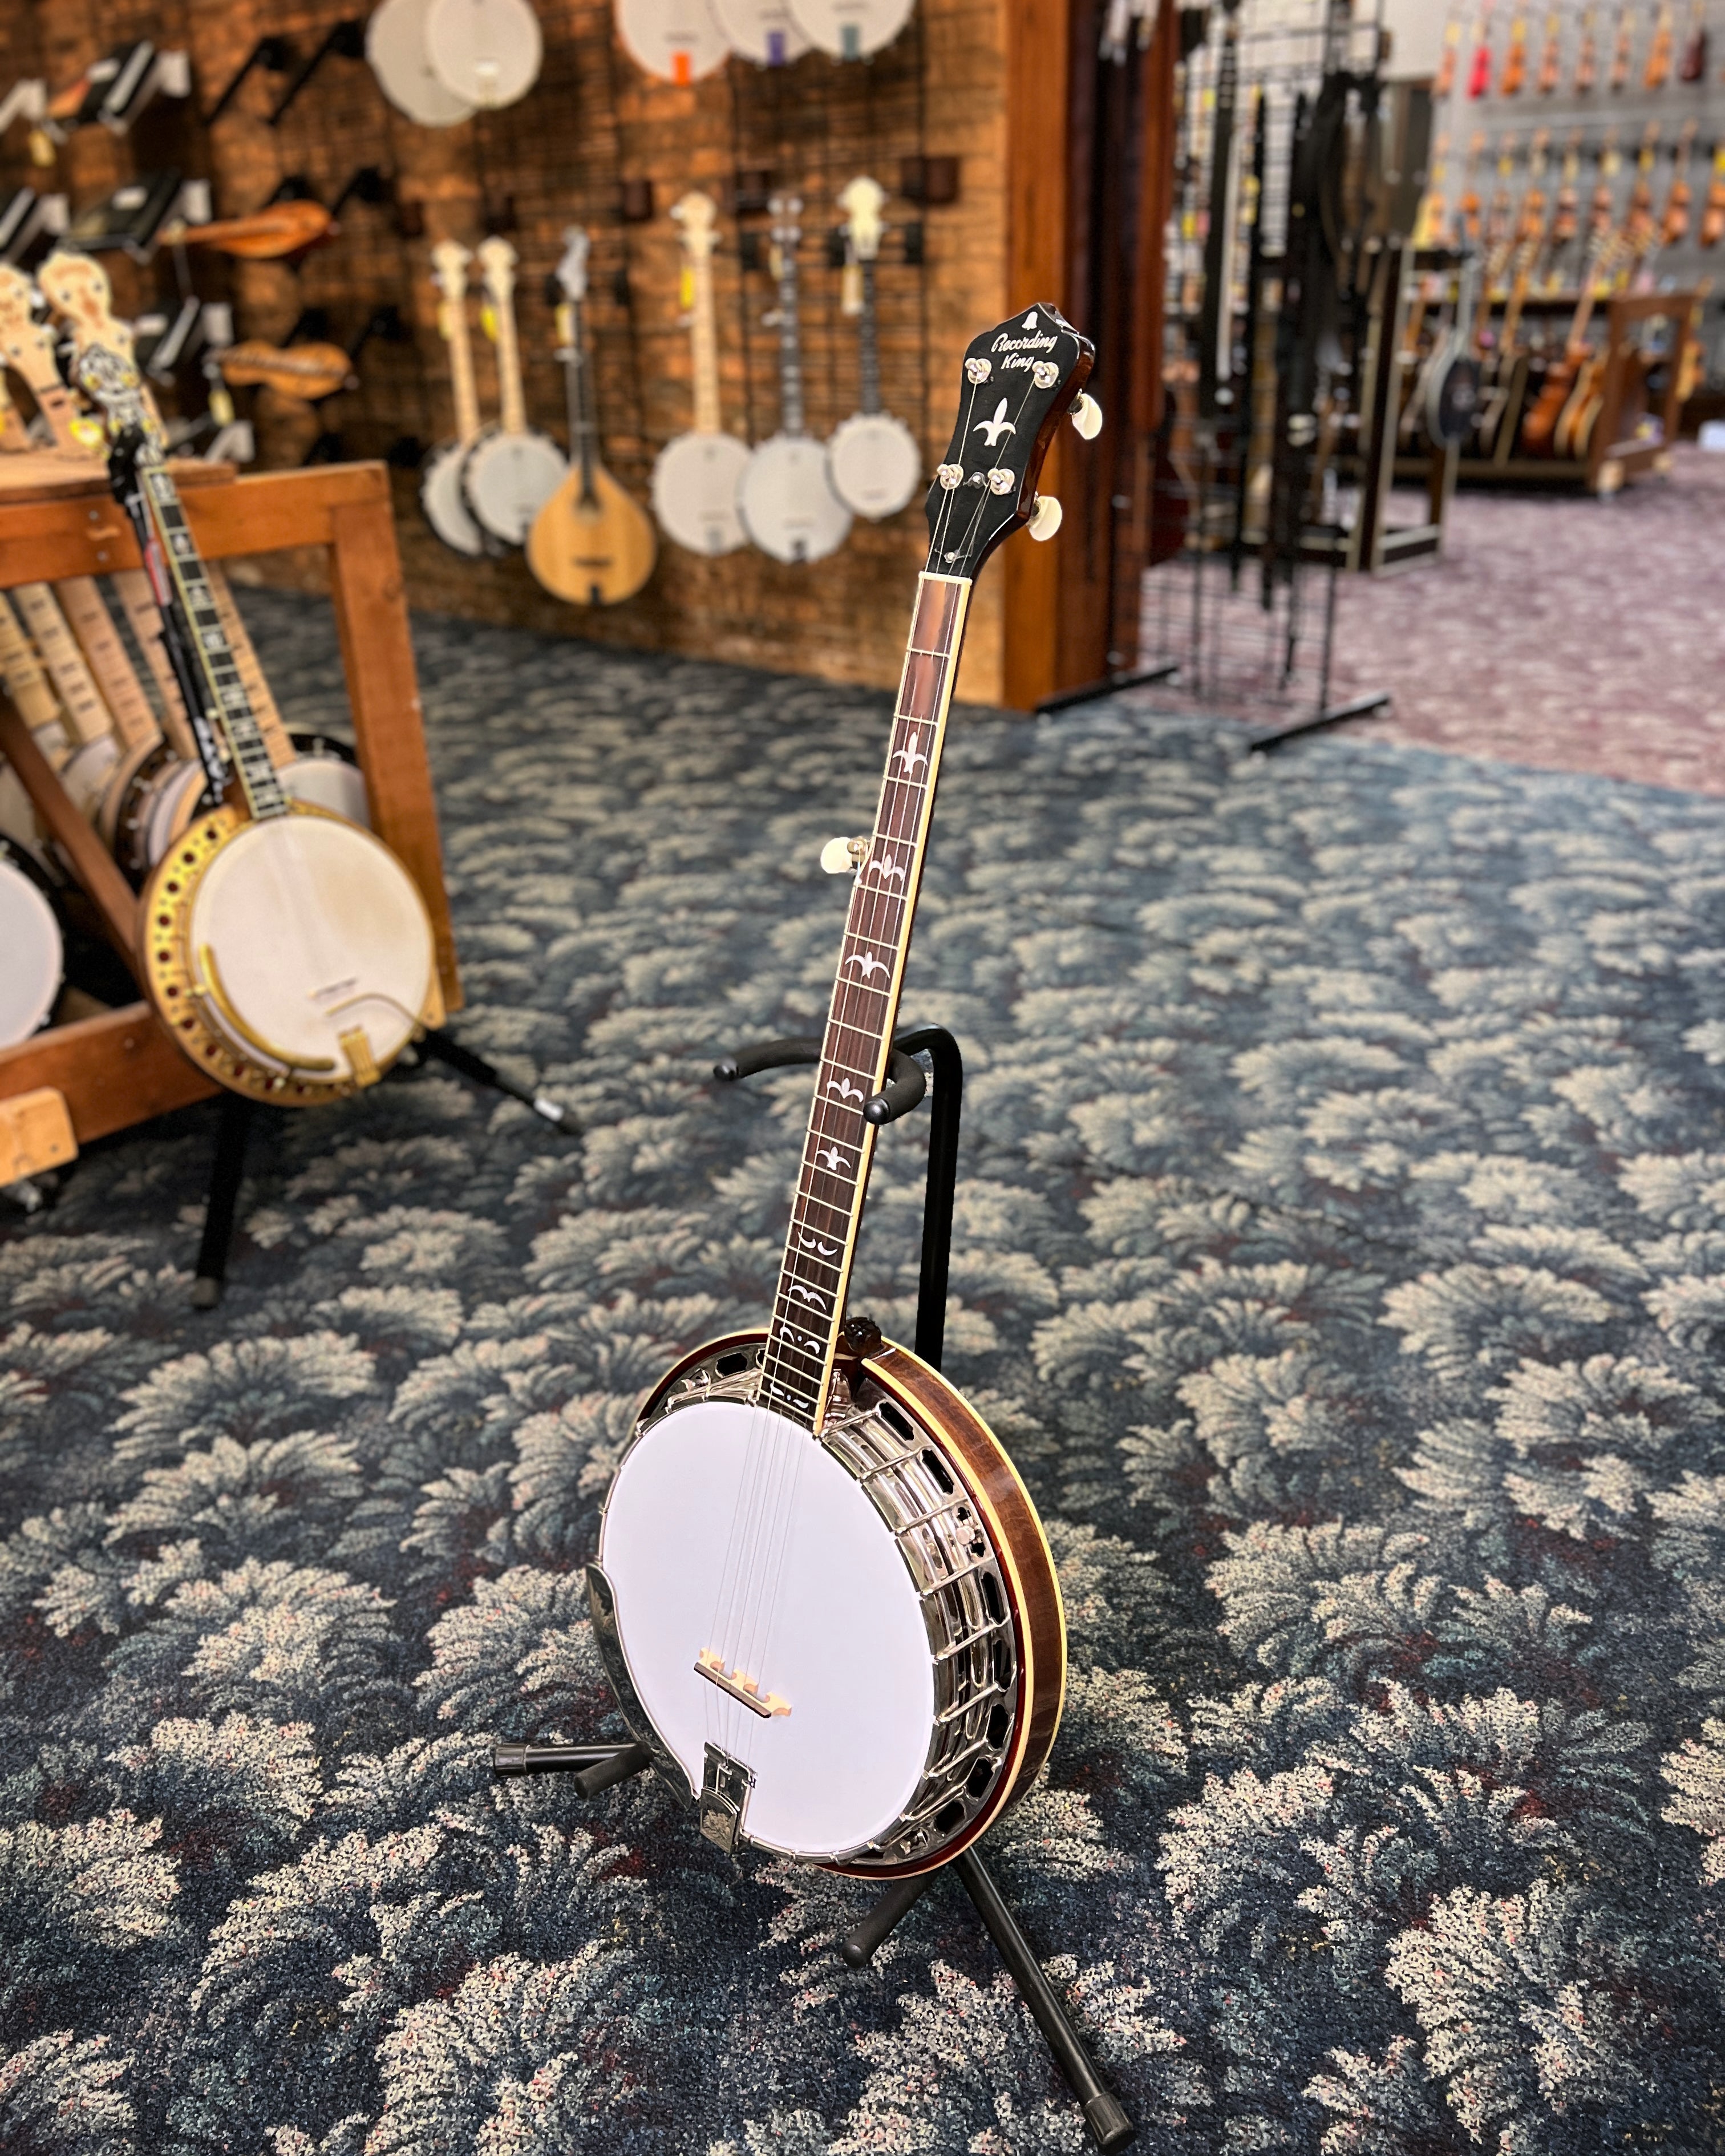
[0,455,460,1187]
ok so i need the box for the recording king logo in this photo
[991,310,1059,371]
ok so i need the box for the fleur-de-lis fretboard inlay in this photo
[759,573,971,1429]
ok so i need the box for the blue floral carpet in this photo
[5,590,1725,2154]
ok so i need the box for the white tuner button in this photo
[1070,392,1103,440]
[1027,494,1063,541]
[820,835,870,873]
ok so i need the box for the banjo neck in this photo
[761,570,971,1433]
[478,238,529,437]
[557,293,600,498]
[432,242,484,447]
[769,198,807,437]
[674,195,726,436]
[856,258,882,417]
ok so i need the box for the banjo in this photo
[463,236,568,548]
[593,305,1099,1872]
[614,0,730,82]
[736,198,852,566]
[0,835,62,1049]
[650,192,751,557]
[785,0,913,59]
[526,228,658,606]
[826,177,922,521]
[422,241,494,558]
[711,0,810,64]
[367,0,476,124]
[56,264,441,1106]
[422,0,544,108]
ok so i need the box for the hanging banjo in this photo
[55,261,441,1106]
[650,191,751,557]
[422,240,495,558]
[462,236,568,548]
[736,196,852,565]
[592,305,1100,1872]
[826,176,922,520]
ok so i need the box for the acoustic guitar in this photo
[172,199,337,260]
[47,254,442,1106]
[591,303,1099,1875]
[650,192,751,558]
[826,177,922,521]
[737,197,852,564]
[527,229,657,607]
[463,236,568,547]
[218,341,356,402]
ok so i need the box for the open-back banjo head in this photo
[422,0,543,107]
[827,175,922,520]
[0,838,63,1048]
[462,236,567,546]
[615,0,731,83]
[736,197,852,564]
[651,192,751,556]
[367,0,476,124]
[423,241,493,558]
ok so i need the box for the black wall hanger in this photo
[203,35,295,126]
[268,21,365,127]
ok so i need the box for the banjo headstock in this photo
[37,251,154,448]
[837,175,888,261]
[475,234,517,308]
[553,227,590,303]
[925,302,1099,579]
[430,238,473,302]
[671,191,719,260]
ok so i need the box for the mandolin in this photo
[737,197,852,564]
[463,236,568,547]
[650,192,751,556]
[47,252,442,1106]
[527,229,657,606]
[826,177,922,521]
[592,304,1099,1874]
[614,0,730,83]
[422,241,493,557]
[172,198,337,261]
[218,340,356,402]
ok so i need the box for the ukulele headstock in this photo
[671,191,720,260]
[554,227,590,304]
[925,303,1098,579]
[837,175,887,261]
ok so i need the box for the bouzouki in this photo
[527,229,657,606]
[826,177,922,520]
[463,236,568,547]
[651,192,751,557]
[592,304,1099,1875]
[50,257,441,1105]
[738,197,852,564]
[422,241,493,557]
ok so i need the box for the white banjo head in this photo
[827,411,922,519]
[281,738,370,827]
[738,435,852,564]
[711,0,811,64]
[139,759,210,871]
[651,430,751,555]
[0,849,62,1048]
[423,0,544,108]
[367,0,477,124]
[615,0,731,82]
[422,438,490,555]
[58,735,122,824]
[462,428,567,545]
[186,814,435,1085]
[598,1396,935,1859]
[785,0,913,58]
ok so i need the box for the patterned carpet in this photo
[1326,443,1725,794]
[5,592,1725,2154]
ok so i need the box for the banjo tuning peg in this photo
[1070,391,1103,439]
[1027,494,1063,541]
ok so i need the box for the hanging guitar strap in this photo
[105,426,229,801]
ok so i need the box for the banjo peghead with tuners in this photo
[592,304,1099,1876]
[54,257,442,1108]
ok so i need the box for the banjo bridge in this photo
[695,1647,791,1718]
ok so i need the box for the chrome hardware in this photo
[698,1744,756,1855]
[986,467,1014,495]
[820,834,870,874]
[696,1648,791,1718]
[1032,359,1059,389]
[965,357,991,382]
[1027,494,1063,540]
[1070,391,1103,439]
[936,462,963,490]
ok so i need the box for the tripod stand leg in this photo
[415,1026,573,1129]
[839,1870,941,1967]
[954,1848,1136,2152]
[192,1093,254,1310]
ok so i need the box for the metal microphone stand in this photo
[493,1024,1135,2152]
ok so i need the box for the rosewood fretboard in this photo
[759,571,972,1432]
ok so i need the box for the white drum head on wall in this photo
[368,0,477,124]
[424,0,544,108]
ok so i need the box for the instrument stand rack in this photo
[188,1029,573,1309]
[492,1022,1136,2154]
